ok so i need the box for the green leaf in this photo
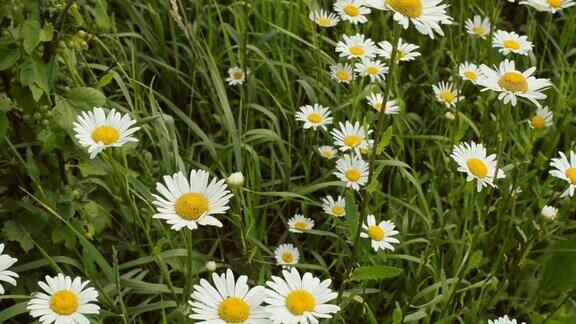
[53,98,77,131]
[0,302,29,322]
[39,23,54,42]
[67,87,106,110]
[376,126,393,155]
[51,225,76,249]
[466,250,483,273]
[2,220,34,252]
[540,237,576,295]
[0,48,19,70]
[21,19,41,53]
[366,163,386,194]
[393,302,403,324]
[351,266,403,281]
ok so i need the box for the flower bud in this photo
[227,172,244,188]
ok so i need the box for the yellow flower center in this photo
[374,102,383,112]
[349,45,365,56]
[91,125,120,145]
[473,26,486,36]
[386,0,423,18]
[393,51,406,61]
[503,39,520,50]
[343,5,360,16]
[294,221,308,230]
[440,91,455,103]
[366,66,379,75]
[345,169,361,182]
[344,135,362,148]
[548,0,561,8]
[331,205,345,217]
[531,115,545,129]
[282,252,294,263]
[307,113,322,123]
[218,297,250,323]
[498,72,528,93]
[565,168,576,185]
[174,192,209,220]
[320,150,333,158]
[464,71,477,80]
[467,158,488,179]
[286,290,315,315]
[367,225,385,241]
[50,290,79,315]
[335,70,350,81]
[318,17,331,26]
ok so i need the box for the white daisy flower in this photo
[321,195,346,217]
[334,154,369,190]
[464,15,491,38]
[27,273,100,324]
[366,93,400,115]
[488,315,526,324]
[274,244,300,268]
[0,243,18,294]
[445,111,456,120]
[226,67,247,86]
[492,30,533,56]
[541,205,558,220]
[264,268,340,323]
[521,0,575,12]
[433,81,464,108]
[288,214,314,233]
[152,170,232,231]
[477,59,552,107]
[330,63,355,84]
[334,0,371,24]
[378,38,421,62]
[317,145,338,159]
[73,107,140,159]
[459,62,482,84]
[360,215,400,252]
[335,34,378,60]
[519,0,553,11]
[451,141,506,192]
[549,151,576,198]
[354,59,388,82]
[295,104,333,131]
[309,9,340,27]
[331,121,372,154]
[368,0,453,39]
[529,106,553,129]
[188,269,269,324]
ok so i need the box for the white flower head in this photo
[378,38,421,62]
[361,215,400,251]
[288,214,314,233]
[549,151,576,198]
[451,141,506,192]
[529,106,553,129]
[309,9,340,27]
[492,30,533,56]
[295,104,333,130]
[354,59,389,82]
[321,195,347,217]
[335,33,378,60]
[317,145,338,159]
[334,154,370,190]
[0,243,18,294]
[541,205,558,220]
[331,121,373,154]
[488,315,526,324]
[334,0,371,24]
[366,93,400,115]
[433,81,464,108]
[465,15,491,38]
[330,63,355,84]
[226,66,248,86]
[274,244,300,268]
[459,62,482,84]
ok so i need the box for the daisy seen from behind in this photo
[334,0,371,24]
[378,38,421,62]
[433,81,464,108]
[274,244,300,268]
[73,107,139,159]
[529,106,553,130]
[361,215,400,252]
[330,63,355,84]
[334,154,369,190]
[492,30,533,56]
[549,150,576,197]
[321,195,346,218]
[27,273,100,324]
[331,121,372,154]
[335,34,378,60]
[264,267,340,323]
[354,59,388,82]
[226,66,247,86]
[152,170,232,231]
[288,214,315,233]
[366,93,400,115]
[0,243,18,294]
[295,104,333,131]
[459,62,482,84]
[309,9,340,27]
[188,269,269,323]
[451,141,506,192]
[465,15,491,39]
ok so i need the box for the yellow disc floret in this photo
[50,290,79,315]
[286,290,315,315]
[91,125,120,145]
[467,158,488,179]
[175,193,209,220]
[498,72,528,93]
[345,169,361,182]
[367,225,385,241]
[386,0,423,18]
[307,113,322,123]
[565,168,576,185]
[218,297,250,323]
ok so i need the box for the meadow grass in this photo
[1,0,576,323]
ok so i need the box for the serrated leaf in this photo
[466,250,483,273]
[39,23,54,42]
[67,87,106,110]
[21,19,41,53]
[2,220,34,252]
[0,47,19,70]
[351,266,403,281]
[376,126,393,154]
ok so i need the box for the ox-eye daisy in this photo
[331,121,372,154]
[188,269,268,324]
[274,244,300,268]
[27,274,100,324]
[541,205,558,220]
[378,38,421,62]
[309,9,340,27]
[226,67,247,86]
[549,151,576,198]
[354,59,388,82]
[361,215,400,252]
[459,62,482,84]
[295,104,333,131]
[317,146,337,159]
[334,0,371,24]
[73,107,139,159]
[478,59,551,107]
[521,0,575,13]
[321,195,346,217]
[529,106,553,130]
[334,154,369,190]
[335,34,378,60]
[0,243,18,294]
[492,30,533,56]
[451,141,506,192]
[368,0,453,38]
[366,93,400,115]
[433,82,464,108]
[264,268,340,323]
[465,15,491,39]
[488,315,526,324]
[330,63,355,84]
[152,170,232,231]
[288,214,314,233]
